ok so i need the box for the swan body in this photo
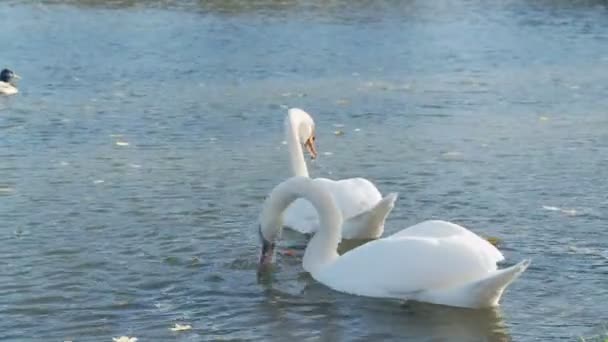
[282,108,396,239]
[0,69,19,95]
[259,177,530,309]
[388,220,505,264]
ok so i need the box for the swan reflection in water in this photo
[258,281,511,342]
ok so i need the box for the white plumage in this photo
[259,177,530,309]
[282,108,397,239]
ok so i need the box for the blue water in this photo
[1,1,607,341]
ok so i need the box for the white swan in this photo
[282,108,397,239]
[0,69,19,95]
[258,176,530,309]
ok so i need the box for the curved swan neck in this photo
[285,109,311,178]
[259,177,341,267]
[302,223,341,274]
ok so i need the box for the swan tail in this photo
[421,259,531,308]
[466,259,531,308]
[341,193,398,239]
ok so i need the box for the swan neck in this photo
[285,113,309,178]
[303,225,340,274]
[260,177,341,267]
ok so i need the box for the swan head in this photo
[287,108,318,159]
[258,224,276,268]
[257,176,315,271]
[257,192,283,271]
[0,69,20,84]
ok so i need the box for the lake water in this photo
[1,0,607,341]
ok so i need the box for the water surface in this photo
[1,1,607,341]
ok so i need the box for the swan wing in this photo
[315,235,498,299]
[313,177,383,219]
[388,220,504,263]
[283,177,383,235]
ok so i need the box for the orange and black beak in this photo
[304,135,318,160]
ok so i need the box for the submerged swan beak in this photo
[304,135,317,160]
[258,225,275,272]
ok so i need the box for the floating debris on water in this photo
[170,323,193,332]
[334,130,344,136]
[354,128,361,132]
[441,151,464,160]
[113,337,137,342]
[323,152,333,156]
[280,92,306,98]
[115,141,129,146]
[336,99,349,105]
[164,256,180,265]
[539,116,550,121]
[0,187,15,194]
[561,208,578,216]
[14,228,28,237]
[542,205,578,216]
